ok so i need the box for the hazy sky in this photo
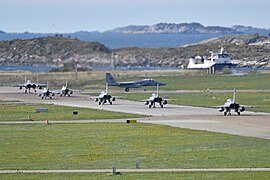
[0,0,269,33]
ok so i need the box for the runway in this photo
[0,87,270,139]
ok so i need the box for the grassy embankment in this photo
[0,103,144,121]
[1,123,269,170]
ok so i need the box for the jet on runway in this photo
[17,77,47,93]
[37,88,55,99]
[144,85,167,108]
[215,89,247,116]
[106,73,166,92]
[95,83,116,105]
[57,79,80,97]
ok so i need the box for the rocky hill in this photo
[114,34,270,68]
[0,36,111,67]
[109,23,270,35]
[0,34,270,69]
[110,23,239,34]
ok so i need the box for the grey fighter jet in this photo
[106,73,166,92]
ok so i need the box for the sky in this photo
[0,0,269,33]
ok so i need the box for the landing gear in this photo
[159,102,164,108]
[237,112,240,115]
[224,111,231,116]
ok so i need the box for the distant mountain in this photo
[0,23,269,49]
[109,23,239,34]
[231,25,270,35]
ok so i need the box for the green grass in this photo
[1,123,269,170]
[1,172,269,179]
[0,104,144,121]
[88,72,270,91]
[2,70,270,90]
[155,74,270,90]
[114,92,270,113]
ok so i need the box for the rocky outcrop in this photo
[0,36,111,67]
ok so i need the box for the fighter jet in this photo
[144,85,167,108]
[106,72,166,92]
[216,89,247,116]
[58,79,79,97]
[37,87,55,99]
[17,77,47,93]
[95,83,116,105]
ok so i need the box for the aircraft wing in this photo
[239,104,255,108]
[36,83,48,88]
[119,82,141,88]
[36,89,57,95]
[15,84,27,87]
[208,105,227,109]
[52,90,61,94]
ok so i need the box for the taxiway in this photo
[0,87,269,139]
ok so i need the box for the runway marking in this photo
[1,168,270,173]
[0,119,128,125]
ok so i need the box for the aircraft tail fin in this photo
[233,88,236,103]
[106,73,119,86]
[105,83,108,94]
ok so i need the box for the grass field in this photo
[1,123,269,170]
[1,172,269,179]
[156,74,270,90]
[1,70,270,90]
[0,103,144,121]
[105,73,270,91]
[1,70,270,179]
